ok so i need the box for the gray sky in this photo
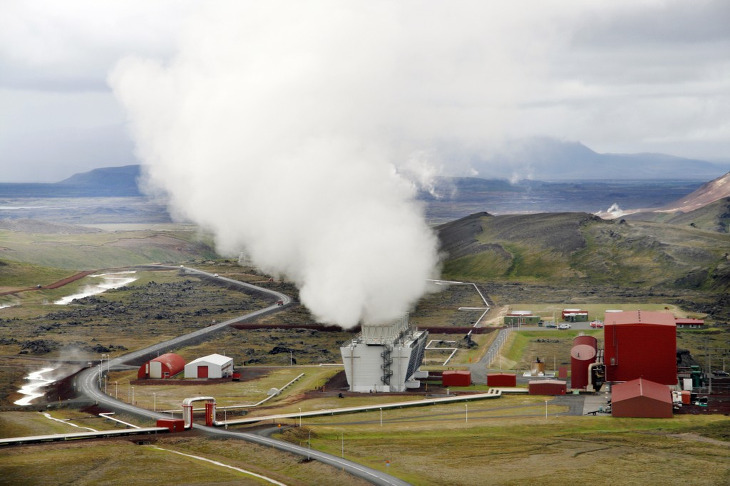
[1,0,728,182]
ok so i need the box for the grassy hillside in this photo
[439,212,729,288]
[627,197,730,233]
[0,260,73,290]
[0,224,218,270]
[438,212,730,321]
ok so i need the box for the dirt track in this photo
[0,270,96,296]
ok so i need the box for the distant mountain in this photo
[472,138,729,181]
[0,165,142,197]
[616,172,730,232]
[655,172,730,213]
[57,164,142,195]
[420,176,706,223]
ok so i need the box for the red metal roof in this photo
[604,310,676,326]
[675,318,704,325]
[611,378,672,418]
[612,377,672,404]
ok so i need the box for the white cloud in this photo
[1,0,729,181]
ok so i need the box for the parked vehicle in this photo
[545,322,557,328]
[590,320,604,328]
[558,323,571,330]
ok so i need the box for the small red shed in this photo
[611,378,672,418]
[138,353,185,379]
[528,379,567,395]
[487,373,517,387]
[442,370,471,387]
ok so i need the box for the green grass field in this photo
[275,398,730,485]
[1,223,728,485]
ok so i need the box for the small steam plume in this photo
[110,2,548,328]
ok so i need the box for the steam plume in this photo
[110,2,546,328]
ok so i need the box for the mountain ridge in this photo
[472,138,729,181]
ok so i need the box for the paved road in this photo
[76,265,408,486]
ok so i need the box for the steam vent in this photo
[340,315,428,392]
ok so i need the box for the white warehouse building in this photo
[184,353,234,379]
[340,315,428,393]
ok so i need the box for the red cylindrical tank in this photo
[571,335,598,390]
[681,390,691,405]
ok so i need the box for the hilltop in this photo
[0,165,143,197]
[436,211,730,320]
[598,172,730,233]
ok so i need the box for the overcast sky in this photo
[1,0,728,182]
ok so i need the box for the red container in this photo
[487,373,517,387]
[156,418,185,433]
[232,372,241,381]
[442,370,471,387]
[528,379,567,395]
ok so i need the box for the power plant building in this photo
[340,315,427,393]
[603,311,677,385]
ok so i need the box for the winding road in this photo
[75,265,408,486]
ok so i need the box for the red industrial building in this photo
[611,378,672,418]
[137,353,186,379]
[487,373,517,387]
[604,311,677,385]
[442,370,471,387]
[571,335,598,390]
[528,379,567,395]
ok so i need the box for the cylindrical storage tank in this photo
[681,390,691,405]
[571,335,598,390]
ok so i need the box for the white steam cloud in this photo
[109,2,558,328]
